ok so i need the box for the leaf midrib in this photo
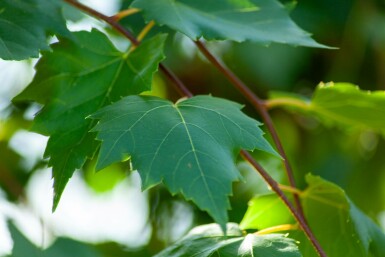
[173,104,220,216]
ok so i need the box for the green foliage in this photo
[155,223,302,257]
[240,194,293,230]
[299,175,385,257]
[240,175,385,257]
[7,222,101,257]
[131,0,327,47]
[91,95,278,228]
[14,30,167,210]
[1,1,385,257]
[269,82,385,133]
[0,0,69,60]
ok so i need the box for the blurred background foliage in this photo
[1,0,385,256]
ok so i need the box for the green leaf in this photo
[240,175,385,257]
[13,30,167,210]
[6,222,102,257]
[43,238,102,257]
[131,0,328,48]
[83,162,126,193]
[7,223,40,257]
[154,223,302,257]
[268,82,385,133]
[240,194,294,230]
[298,175,385,257]
[91,95,278,228]
[0,0,70,60]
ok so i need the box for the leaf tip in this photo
[52,190,61,213]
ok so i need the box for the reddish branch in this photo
[62,1,326,256]
[241,151,327,257]
[194,40,304,215]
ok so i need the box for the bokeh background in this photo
[1,0,385,256]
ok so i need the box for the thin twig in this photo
[60,1,326,256]
[63,0,192,98]
[63,0,139,45]
[279,184,303,195]
[241,151,327,257]
[159,65,194,98]
[194,40,305,218]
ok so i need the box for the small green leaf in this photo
[154,223,302,257]
[240,194,294,230]
[13,30,167,210]
[131,0,329,48]
[0,0,70,60]
[91,95,278,229]
[268,82,385,133]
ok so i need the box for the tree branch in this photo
[241,151,327,257]
[60,1,326,256]
[63,0,139,45]
[194,40,305,219]
[63,0,192,98]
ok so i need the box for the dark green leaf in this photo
[13,30,167,210]
[268,82,385,133]
[131,0,328,48]
[0,0,69,60]
[91,95,278,228]
[6,222,102,257]
[154,223,302,257]
[7,223,40,257]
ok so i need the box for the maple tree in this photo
[1,0,385,256]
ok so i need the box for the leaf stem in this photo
[254,223,299,235]
[265,97,311,110]
[137,21,156,42]
[110,8,140,21]
[279,184,303,196]
[194,40,304,219]
[241,151,327,257]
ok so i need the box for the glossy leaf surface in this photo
[91,95,278,228]
[131,0,327,47]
